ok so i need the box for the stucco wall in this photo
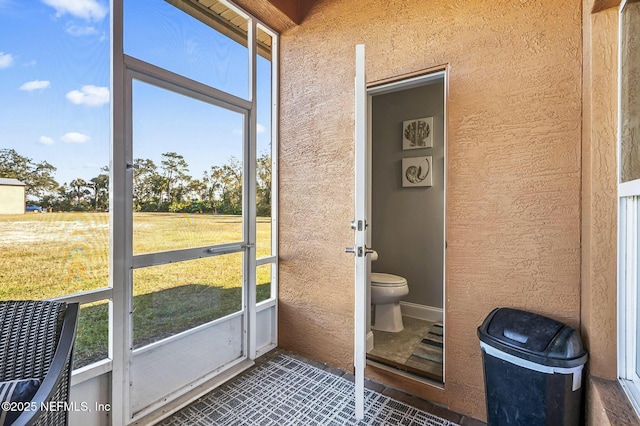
[278,0,582,420]
[621,3,640,183]
[581,3,618,383]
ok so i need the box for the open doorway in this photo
[365,71,446,385]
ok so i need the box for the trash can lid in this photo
[477,308,587,368]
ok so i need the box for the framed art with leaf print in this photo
[402,117,433,150]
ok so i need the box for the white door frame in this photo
[356,66,448,399]
[352,44,369,420]
[123,57,254,422]
[104,1,279,424]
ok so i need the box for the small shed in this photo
[0,178,27,214]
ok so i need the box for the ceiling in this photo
[168,0,273,59]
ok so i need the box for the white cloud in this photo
[23,60,37,67]
[42,0,107,21]
[66,85,109,106]
[61,132,90,143]
[257,123,266,134]
[39,136,55,145]
[19,80,51,91]
[0,52,14,69]
[65,23,98,36]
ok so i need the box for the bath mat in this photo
[405,322,443,380]
[159,354,458,426]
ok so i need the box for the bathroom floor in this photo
[367,316,443,383]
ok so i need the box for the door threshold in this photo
[366,354,444,389]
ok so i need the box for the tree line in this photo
[0,148,271,216]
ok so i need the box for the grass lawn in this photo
[0,212,273,368]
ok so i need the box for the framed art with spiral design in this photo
[402,156,432,187]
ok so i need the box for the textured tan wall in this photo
[278,0,582,420]
[581,4,619,382]
[621,3,640,183]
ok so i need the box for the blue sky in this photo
[0,0,272,186]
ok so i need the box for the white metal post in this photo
[247,18,258,361]
[110,0,133,423]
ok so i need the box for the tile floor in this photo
[158,349,485,426]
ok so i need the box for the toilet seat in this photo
[371,272,407,287]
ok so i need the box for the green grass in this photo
[0,212,273,368]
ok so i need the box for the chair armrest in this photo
[12,303,79,426]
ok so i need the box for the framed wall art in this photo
[402,116,433,150]
[402,156,432,187]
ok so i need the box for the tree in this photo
[208,157,242,214]
[256,151,272,217]
[159,152,190,210]
[55,184,73,211]
[0,148,271,215]
[69,178,89,206]
[186,178,207,201]
[133,158,161,211]
[0,148,58,199]
[201,169,220,208]
[90,172,109,211]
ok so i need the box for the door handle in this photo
[345,246,375,257]
[350,220,368,231]
[346,247,363,256]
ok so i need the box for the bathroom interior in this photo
[366,74,446,384]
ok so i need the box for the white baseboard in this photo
[400,302,443,323]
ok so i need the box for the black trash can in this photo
[477,308,588,426]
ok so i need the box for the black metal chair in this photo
[0,301,79,426]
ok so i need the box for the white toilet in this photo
[371,272,409,332]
